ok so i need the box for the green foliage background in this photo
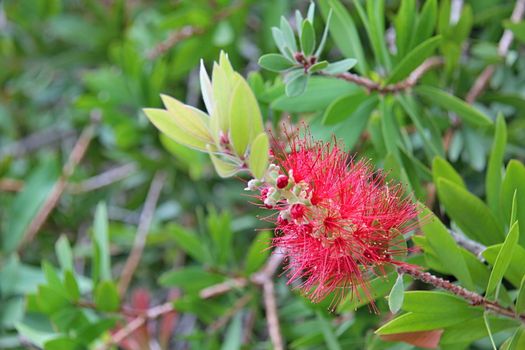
[1,0,525,349]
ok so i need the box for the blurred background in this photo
[1,0,525,349]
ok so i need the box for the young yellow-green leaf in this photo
[516,276,525,314]
[388,273,404,314]
[160,94,212,143]
[94,280,120,312]
[432,156,465,188]
[248,133,269,179]
[258,54,295,72]
[436,178,505,245]
[376,309,482,335]
[416,85,493,128]
[143,108,208,151]
[486,222,519,299]
[419,206,474,289]
[300,20,316,56]
[486,114,507,216]
[93,202,111,283]
[207,145,240,178]
[322,90,368,125]
[212,62,234,133]
[387,36,441,84]
[318,0,368,74]
[200,60,214,115]
[229,76,264,157]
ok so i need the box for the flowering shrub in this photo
[2,1,525,349]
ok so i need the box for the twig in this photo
[118,171,167,295]
[465,0,525,104]
[18,121,97,251]
[398,265,525,323]
[199,277,248,299]
[262,280,284,350]
[67,163,137,194]
[0,178,23,192]
[207,294,252,333]
[322,57,444,94]
[0,127,76,159]
[448,229,486,260]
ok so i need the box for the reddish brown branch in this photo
[399,265,525,323]
[18,120,97,252]
[324,57,444,94]
[118,171,167,295]
[67,163,137,194]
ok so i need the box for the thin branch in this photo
[448,229,486,260]
[0,127,76,159]
[465,0,525,104]
[0,178,23,192]
[199,277,248,299]
[207,294,252,333]
[118,171,167,295]
[322,57,444,94]
[399,265,525,323]
[67,163,137,194]
[262,280,284,350]
[18,121,97,251]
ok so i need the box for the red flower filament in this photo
[253,132,418,307]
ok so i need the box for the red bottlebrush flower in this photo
[262,131,418,306]
[276,175,289,189]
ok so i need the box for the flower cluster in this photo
[246,131,418,305]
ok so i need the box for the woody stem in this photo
[398,265,525,323]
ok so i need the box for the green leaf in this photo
[388,273,404,314]
[515,276,525,314]
[483,243,525,288]
[376,309,482,335]
[503,21,525,44]
[364,0,391,70]
[440,316,518,345]
[37,285,70,314]
[169,224,212,264]
[322,90,368,125]
[258,54,295,72]
[3,160,59,253]
[55,235,73,272]
[486,114,507,216]
[501,160,525,246]
[315,9,332,57]
[419,206,474,289]
[94,280,120,312]
[272,77,359,112]
[506,327,525,350]
[285,74,308,97]
[323,58,358,74]
[244,231,272,274]
[229,75,264,156]
[300,20,315,56]
[221,313,242,350]
[207,147,240,178]
[436,178,505,245]
[402,291,474,314]
[415,85,493,128]
[432,156,465,188]
[159,267,225,293]
[63,271,80,302]
[280,16,298,53]
[144,108,208,151]
[44,337,79,350]
[309,60,329,73]
[387,36,442,84]
[486,222,519,299]
[316,310,342,350]
[92,202,111,283]
[318,0,368,74]
[412,0,437,47]
[394,0,416,58]
[248,133,269,179]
